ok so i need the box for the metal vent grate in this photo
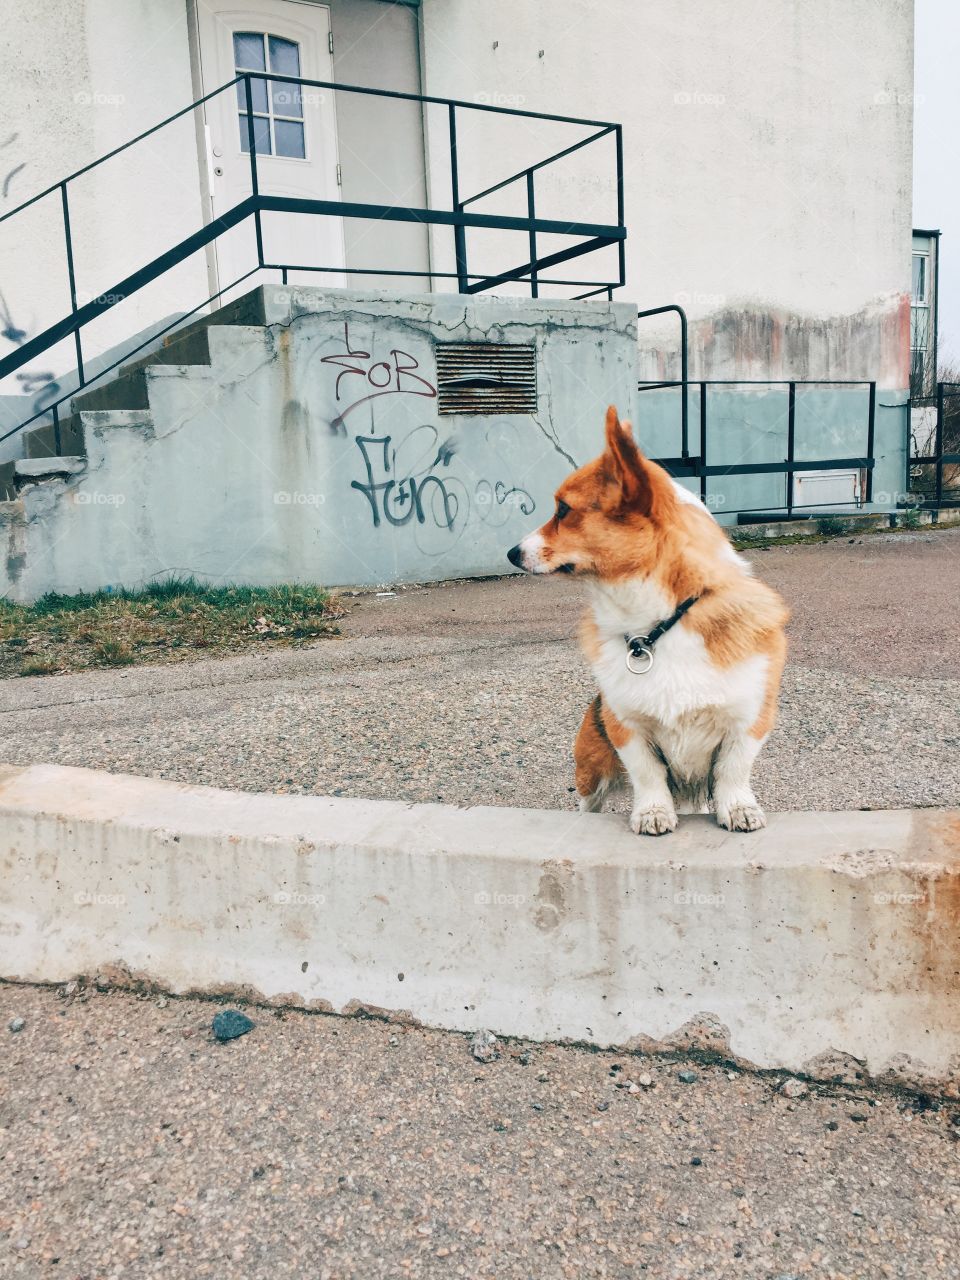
[435,343,537,415]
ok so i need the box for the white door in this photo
[196,0,344,296]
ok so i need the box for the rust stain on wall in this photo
[638,295,911,387]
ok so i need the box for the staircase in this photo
[0,284,639,603]
[0,286,308,606]
[0,290,271,502]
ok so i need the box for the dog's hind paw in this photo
[717,802,766,832]
[630,802,678,836]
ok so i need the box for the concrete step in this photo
[152,287,269,351]
[22,413,84,460]
[13,456,86,489]
[72,369,148,413]
[64,288,269,421]
[22,408,156,463]
[76,409,153,432]
[119,326,212,377]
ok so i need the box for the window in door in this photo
[233,31,306,159]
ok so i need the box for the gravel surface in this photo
[1,984,959,1280]
[1,527,959,813]
[3,530,960,1277]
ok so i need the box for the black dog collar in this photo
[624,595,701,674]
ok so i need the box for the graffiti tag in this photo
[321,322,436,431]
[350,426,536,540]
[351,432,459,530]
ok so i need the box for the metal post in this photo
[679,309,689,459]
[60,182,84,385]
[637,305,688,460]
[865,381,876,505]
[699,381,707,505]
[244,75,264,268]
[786,381,796,517]
[936,380,945,507]
[52,403,62,456]
[448,104,468,292]
[526,170,538,298]
[614,125,625,289]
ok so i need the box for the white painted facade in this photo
[0,0,914,451]
[0,1,207,414]
[419,0,914,386]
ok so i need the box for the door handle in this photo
[203,124,218,189]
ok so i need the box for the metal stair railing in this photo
[0,73,626,451]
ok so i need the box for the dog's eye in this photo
[555,499,571,521]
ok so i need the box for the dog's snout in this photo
[506,544,524,569]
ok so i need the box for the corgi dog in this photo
[506,406,788,835]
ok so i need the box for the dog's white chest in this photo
[587,580,768,765]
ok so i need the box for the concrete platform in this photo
[733,505,960,542]
[1,762,959,1092]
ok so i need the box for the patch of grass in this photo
[816,515,848,537]
[18,656,60,677]
[0,578,340,679]
[897,506,923,530]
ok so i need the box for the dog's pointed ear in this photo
[602,405,653,510]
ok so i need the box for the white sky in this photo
[914,0,960,367]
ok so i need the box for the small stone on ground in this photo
[211,1009,255,1042]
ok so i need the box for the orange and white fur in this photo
[507,406,788,836]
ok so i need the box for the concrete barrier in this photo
[2,762,959,1091]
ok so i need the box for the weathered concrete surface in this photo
[733,506,960,540]
[0,286,638,602]
[0,280,917,601]
[2,761,960,1091]
[4,984,959,1280]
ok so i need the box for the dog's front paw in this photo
[630,802,678,836]
[717,801,766,832]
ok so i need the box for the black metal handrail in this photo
[0,72,625,448]
[639,377,878,519]
[637,304,688,455]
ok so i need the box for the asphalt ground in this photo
[1,983,959,1280]
[1,527,959,815]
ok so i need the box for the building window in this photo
[234,32,305,159]
[912,253,927,305]
[911,251,931,398]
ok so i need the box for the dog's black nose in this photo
[506,544,524,569]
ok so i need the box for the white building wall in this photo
[0,0,208,428]
[419,0,915,387]
[0,0,916,468]
[0,0,432,461]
